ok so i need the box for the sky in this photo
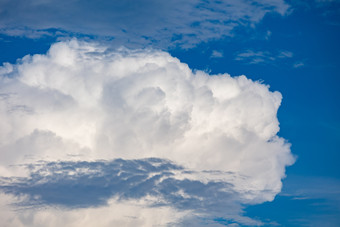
[0,0,339,226]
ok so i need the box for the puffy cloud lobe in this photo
[0,40,294,208]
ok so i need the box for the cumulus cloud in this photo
[0,0,290,48]
[0,40,294,225]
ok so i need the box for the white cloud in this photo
[0,40,295,225]
[0,0,290,48]
[0,193,191,227]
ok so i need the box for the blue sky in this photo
[0,0,339,226]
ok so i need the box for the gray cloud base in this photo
[0,158,239,211]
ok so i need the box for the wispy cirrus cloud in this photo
[235,49,294,65]
[293,62,305,68]
[210,50,224,58]
[0,0,290,48]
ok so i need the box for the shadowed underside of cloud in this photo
[0,40,294,226]
[0,158,266,226]
[1,158,185,208]
[0,0,289,48]
[0,158,241,213]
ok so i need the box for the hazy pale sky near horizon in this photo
[0,0,339,226]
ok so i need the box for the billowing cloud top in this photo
[0,40,294,225]
[0,0,289,47]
